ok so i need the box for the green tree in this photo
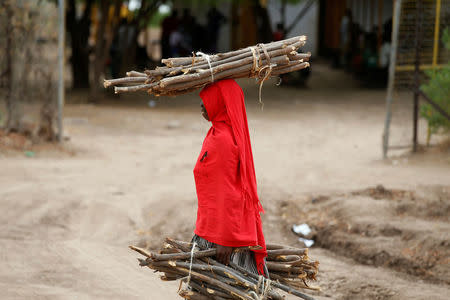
[420,27,450,145]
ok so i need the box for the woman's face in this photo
[200,101,209,121]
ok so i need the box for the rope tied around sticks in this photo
[185,240,197,287]
[249,44,274,109]
[196,43,275,109]
[249,275,272,300]
[249,46,260,77]
[196,52,214,83]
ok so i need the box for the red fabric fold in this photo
[193,79,267,275]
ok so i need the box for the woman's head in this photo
[199,81,237,125]
[200,101,209,121]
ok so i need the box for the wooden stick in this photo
[267,248,308,259]
[269,271,307,280]
[179,288,214,300]
[161,239,315,299]
[272,62,310,76]
[159,55,289,88]
[148,262,254,300]
[155,261,284,300]
[104,76,147,87]
[164,238,262,251]
[266,244,287,250]
[150,249,217,261]
[104,35,311,96]
[155,61,279,95]
[126,70,147,77]
[181,40,305,74]
[229,262,316,300]
[287,52,311,61]
[267,255,302,263]
[159,247,182,254]
[114,83,156,94]
[266,262,310,273]
[129,245,152,258]
[162,36,306,67]
[185,279,233,299]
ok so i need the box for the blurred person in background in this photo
[362,31,378,72]
[169,25,183,57]
[350,24,364,75]
[206,6,227,52]
[136,30,150,69]
[109,18,128,78]
[340,9,353,69]
[272,23,285,41]
[379,19,392,70]
[161,10,179,59]
[191,17,207,51]
[378,19,393,85]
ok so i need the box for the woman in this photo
[192,79,267,276]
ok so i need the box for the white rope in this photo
[249,47,260,76]
[186,241,197,287]
[254,275,272,300]
[263,278,272,298]
[196,51,214,83]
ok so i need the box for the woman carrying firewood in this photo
[192,79,268,276]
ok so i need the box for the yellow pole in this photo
[432,0,441,67]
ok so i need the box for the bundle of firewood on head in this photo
[104,36,310,97]
[130,238,319,300]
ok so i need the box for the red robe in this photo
[193,79,267,274]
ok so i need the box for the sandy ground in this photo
[1,63,449,300]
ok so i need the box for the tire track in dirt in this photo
[271,185,450,299]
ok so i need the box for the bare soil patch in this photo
[0,129,76,157]
[1,65,449,299]
[279,185,450,285]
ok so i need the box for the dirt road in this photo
[1,64,448,299]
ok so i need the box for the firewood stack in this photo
[130,238,319,300]
[104,36,310,96]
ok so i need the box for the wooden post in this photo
[382,0,402,158]
[432,0,441,67]
[413,0,422,152]
[57,0,65,142]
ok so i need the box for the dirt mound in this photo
[0,129,76,157]
[0,129,32,150]
[280,185,450,284]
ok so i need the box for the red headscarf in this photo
[193,79,267,274]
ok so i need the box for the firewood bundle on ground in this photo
[104,36,310,97]
[130,238,319,300]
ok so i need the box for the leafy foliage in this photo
[420,27,450,143]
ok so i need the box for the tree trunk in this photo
[4,3,20,132]
[90,0,110,102]
[67,0,93,89]
[38,71,57,141]
[1,0,58,141]
[104,0,123,64]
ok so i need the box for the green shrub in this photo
[420,27,450,145]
